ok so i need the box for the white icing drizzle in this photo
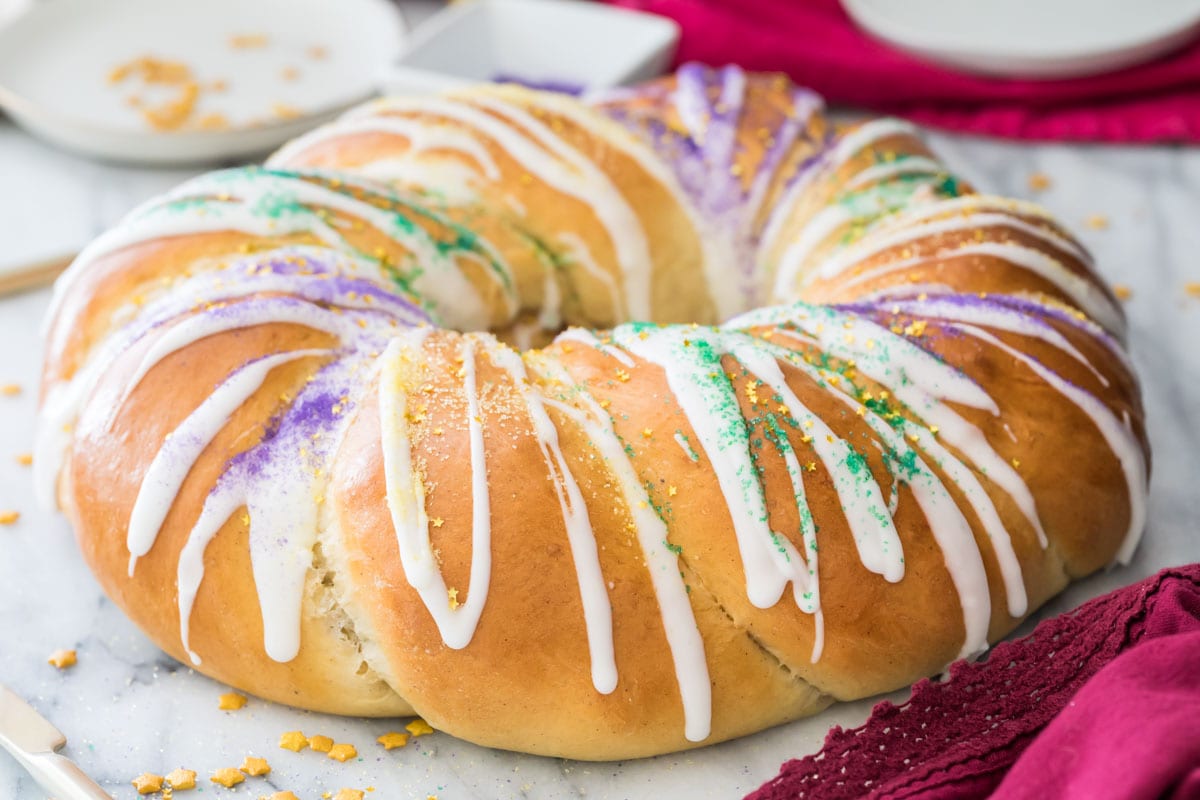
[950,325,1148,564]
[537,362,711,742]
[844,156,943,191]
[126,348,331,576]
[380,331,493,649]
[364,95,655,320]
[555,327,635,367]
[673,431,700,462]
[486,340,617,693]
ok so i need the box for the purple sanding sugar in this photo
[492,73,585,95]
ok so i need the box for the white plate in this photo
[0,0,405,165]
[381,0,679,95]
[842,0,1200,79]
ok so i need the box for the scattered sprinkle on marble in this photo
[210,766,245,787]
[1085,214,1110,230]
[240,755,271,776]
[132,772,164,794]
[308,734,335,753]
[377,732,409,750]
[0,383,20,396]
[1113,284,1133,301]
[0,511,18,526]
[47,648,76,669]
[218,691,247,710]
[1027,172,1052,192]
[406,719,435,737]
[165,767,196,790]
[14,452,31,466]
[279,730,308,751]
[328,743,358,762]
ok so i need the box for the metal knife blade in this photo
[0,684,66,755]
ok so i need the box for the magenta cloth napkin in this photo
[746,564,1200,799]
[607,0,1200,143]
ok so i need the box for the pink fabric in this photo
[607,0,1200,143]
[745,565,1200,799]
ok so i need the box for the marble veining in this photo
[2,116,1199,798]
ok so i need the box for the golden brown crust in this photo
[40,69,1149,759]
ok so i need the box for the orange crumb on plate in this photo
[281,66,301,81]
[229,33,269,49]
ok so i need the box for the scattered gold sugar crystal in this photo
[377,731,409,750]
[165,768,196,789]
[132,773,164,794]
[327,743,358,762]
[0,511,19,526]
[240,755,271,776]
[1027,172,1051,192]
[308,734,335,752]
[405,718,435,737]
[48,649,76,668]
[218,691,247,710]
[279,730,308,751]
[210,767,244,788]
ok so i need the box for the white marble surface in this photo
[2,103,1200,799]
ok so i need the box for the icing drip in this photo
[487,341,618,694]
[380,331,494,649]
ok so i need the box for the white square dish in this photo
[381,0,680,95]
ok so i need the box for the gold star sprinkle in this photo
[668,486,678,497]
[1011,458,1021,469]
[377,731,409,750]
[266,792,300,800]
[132,773,164,794]
[48,649,76,669]
[279,731,308,751]
[447,587,460,610]
[165,768,196,790]
[240,756,270,776]
[334,791,366,800]
[1113,284,1132,301]
[210,767,244,788]
[805,462,817,472]
[308,734,334,753]
[218,692,247,710]
[642,428,653,438]
[15,453,32,466]
[615,369,630,382]
[405,718,435,737]
[327,743,358,762]
[0,511,19,526]
[432,517,445,528]
[1,384,20,396]
[1027,172,1051,192]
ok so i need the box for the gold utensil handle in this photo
[0,253,75,297]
